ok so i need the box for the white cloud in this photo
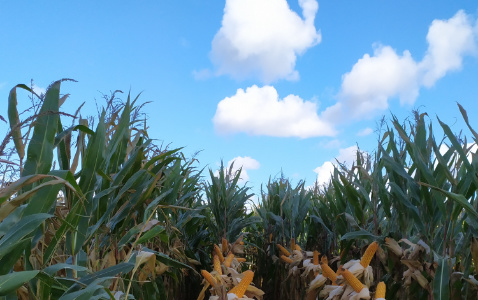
[32,84,46,96]
[324,10,478,124]
[421,10,477,87]
[357,127,373,136]
[213,85,336,138]
[313,145,359,186]
[227,156,261,182]
[211,0,321,83]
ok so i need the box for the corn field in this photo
[1,80,478,299]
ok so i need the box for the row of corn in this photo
[198,237,264,300]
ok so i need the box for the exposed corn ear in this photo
[320,263,337,284]
[313,251,320,265]
[341,268,364,293]
[213,255,222,275]
[295,244,302,251]
[224,252,235,268]
[277,244,291,256]
[222,238,228,253]
[360,241,378,268]
[269,233,273,243]
[228,270,254,298]
[280,255,293,264]
[291,238,296,251]
[240,241,244,245]
[237,258,246,263]
[201,269,217,286]
[375,281,386,298]
[214,244,225,263]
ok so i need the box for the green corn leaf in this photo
[433,257,450,300]
[0,271,39,296]
[0,213,51,258]
[7,84,32,161]
[22,81,61,177]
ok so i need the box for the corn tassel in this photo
[320,263,337,284]
[222,238,228,253]
[213,255,222,275]
[341,268,364,293]
[237,258,246,263]
[360,241,378,268]
[224,253,235,268]
[214,244,225,263]
[277,244,291,256]
[313,251,320,265]
[201,269,217,286]
[280,255,293,264]
[375,281,386,298]
[228,270,254,298]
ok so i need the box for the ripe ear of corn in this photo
[201,269,217,286]
[214,244,225,263]
[360,241,378,268]
[277,244,291,256]
[222,238,228,253]
[224,252,235,268]
[294,244,302,251]
[291,238,296,251]
[280,255,293,264]
[320,263,337,284]
[228,270,254,298]
[375,281,386,298]
[313,251,319,265]
[213,255,222,275]
[237,257,246,263]
[341,268,364,293]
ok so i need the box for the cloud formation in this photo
[313,145,359,186]
[211,0,321,83]
[213,85,336,138]
[226,156,260,182]
[323,10,478,123]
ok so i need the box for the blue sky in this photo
[1,1,478,195]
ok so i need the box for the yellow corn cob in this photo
[201,269,217,286]
[213,255,222,275]
[228,270,254,298]
[320,263,337,284]
[280,255,293,264]
[291,238,296,251]
[277,244,291,256]
[222,238,228,253]
[240,241,244,245]
[313,250,320,265]
[341,268,364,293]
[224,252,235,268]
[269,233,273,243]
[214,244,225,263]
[237,257,246,263]
[360,241,378,268]
[294,244,301,251]
[375,281,386,298]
